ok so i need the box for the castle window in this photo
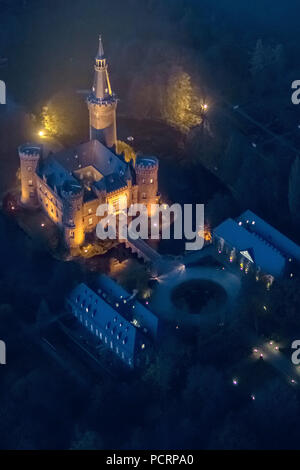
[142,193,146,199]
[88,217,93,225]
[28,180,33,186]
[150,178,153,184]
[27,166,32,172]
[30,191,34,198]
[70,231,74,239]
[88,208,92,215]
[142,179,145,184]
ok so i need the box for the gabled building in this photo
[19,36,159,250]
[213,210,300,281]
[66,282,153,368]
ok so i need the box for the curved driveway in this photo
[150,265,241,327]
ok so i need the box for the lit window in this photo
[88,208,92,215]
[142,193,146,199]
[27,166,32,172]
[28,180,33,186]
[88,217,93,225]
[150,178,153,184]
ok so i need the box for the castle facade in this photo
[19,36,159,249]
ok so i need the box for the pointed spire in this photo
[97,35,104,59]
[90,35,113,100]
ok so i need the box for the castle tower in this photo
[19,144,42,208]
[135,157,159,215]
[61,181,85,249]
[87,36,117,149]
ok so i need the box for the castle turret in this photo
[19,144,42,208]
[135,157,159,215]
[87,35,117,149]
[61,181,85,249]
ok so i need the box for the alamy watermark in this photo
[0,80,6,104]
[291,340,300,365]
[96,202,205,251]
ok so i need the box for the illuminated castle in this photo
[19,36,159,249]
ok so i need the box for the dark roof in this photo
[238,210,300,262]
[38,140,132,197]
[50,140,128,177]
[68,283,137,357]
[94,173,127,194]
[96,275,158,339]
[214,218,286,277]
[37,156,78,193]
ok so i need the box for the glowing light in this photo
[41,223,45,228]
[141,343,145,349]
[251,394,255,401]
[260,353,264,359]
[38,130,45,137]
[263,305,267,311]
[233,378,238,386]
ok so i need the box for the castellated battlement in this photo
[19,143,42,160]
[135,156,159,173]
